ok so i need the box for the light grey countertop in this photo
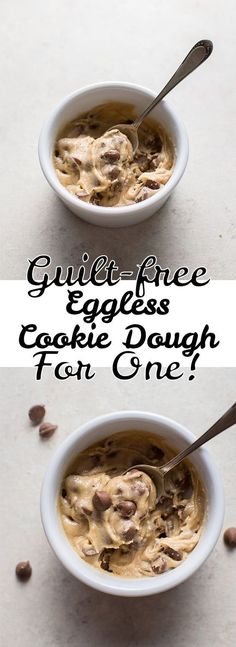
[1,368,236,646]
[0,0,235,278]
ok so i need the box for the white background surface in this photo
[0,368,236,647]
[0,0,235,278]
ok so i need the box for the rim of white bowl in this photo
[38,82,189,220]
[40,410,224,597]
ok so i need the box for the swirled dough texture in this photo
[59,432,205,578]
[53,103,174,206]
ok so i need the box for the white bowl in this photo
[40,410,224,597]
[38,82,189,228]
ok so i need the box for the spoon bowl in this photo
[110,123,139,153]
[109,39,213,153]
[127,463,167,498]
[124,403,236,499]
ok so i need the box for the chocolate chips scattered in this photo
[163,546,182,561]
[28,404,45,425]
[101,149,120,163]
[116,500,137,518]
[223,527,236,547]
[15,561,32,582]
[39,422,58,438]
[28,404,58,439]
[92,490,112,512]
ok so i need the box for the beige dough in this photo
[53,102,174,207]
[59,431,205,577]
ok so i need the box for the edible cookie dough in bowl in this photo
[38,83,189,227]
[41,411,224,597]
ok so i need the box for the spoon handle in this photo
[133,40,213,129]
[162,402,236,475]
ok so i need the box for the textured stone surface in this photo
[0,0,235,278]
[0,367,236,646]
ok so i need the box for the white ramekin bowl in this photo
[40,411,224,597]
[38,82,189,228]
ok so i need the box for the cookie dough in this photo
[59,431,205,577]
[53,102,174,206]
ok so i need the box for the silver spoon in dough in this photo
[110,39,213,153]
[125,402,236,499]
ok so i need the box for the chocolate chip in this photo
[39,422,58,438]
[135,191,148,203]
[90,122,99,130]
[144,179,160,190]
[90,193,101,205]
[28,404,45,425]
[116,501,137,518]
[134,154,150,172]
[159,495,172,505]
[223,527,236,547]
[15,561,32,581]
[92,490,112,512]
[152,557,168,574]
[112,179,123,192]
[109,166,120,180]
[163,546,182,561]
[100,549,113,572]
[123,525,136,541]
[101,150,120,163]
[61,488,67,498]
[124,119,133,124]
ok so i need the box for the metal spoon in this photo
[124,403,236,499]
[110,39,213,153]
